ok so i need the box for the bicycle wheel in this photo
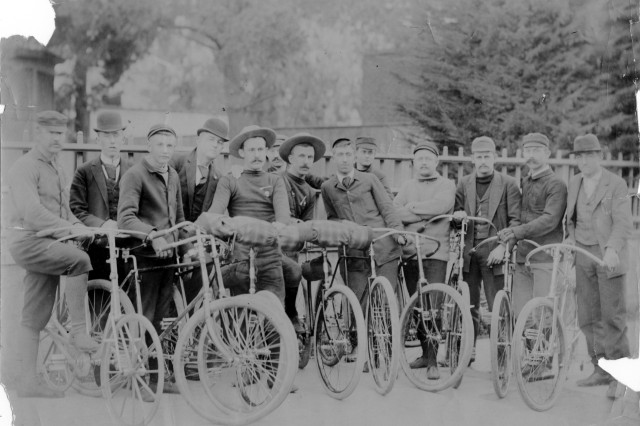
[174,294,297,426]
[490,290,512,398]
[158,286,187,385]
[68,279,136,396]
[315,285,366,399]
[458,280,471,307]
[367,277,400,395]
[513,297,568,411]
[399,283,473,392]
[100,314,164,426]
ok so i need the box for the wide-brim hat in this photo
[279,133,326,163]
[571,134,602,154]
[229,125,276,158]
[197,117,229,141]
[95,111,126,133]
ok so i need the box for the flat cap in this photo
[522,133,550,148]
[471,136,496,152]
[413,141,439,156]
[36,110,68,127]
[147,123,177,140]
[571,134,602,154]
[355,136,378,150]
[332,137,352,149]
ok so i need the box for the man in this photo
[277,132,326,332]
[354,136,394,199]
[70,111,131,280]
[565,134,631,399]
[394,142,456,377]
[498,133,567,320]
[266,133,288,173]
[6,111,98,398]
[170,117,228,223]
[208,125,294,303]
[118,123,186,396]
[321,138,405,313]
[454,136,521,363]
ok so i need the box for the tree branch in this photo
[163,24,223,50]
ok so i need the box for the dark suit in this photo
[70,156,131,280]
[455,171,521,341]
[170,148,219,223]
[565,168,631,367]
[70,156,131,227]
[321,170,403,310]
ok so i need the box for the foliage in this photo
[397,0,639,157]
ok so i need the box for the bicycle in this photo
[469,236,539,398]
[169,218,298,426]
[38,226,165,426]
[513,242,604,411]
[294,220,368,399]
[397,227,473,392]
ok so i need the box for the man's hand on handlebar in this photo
[100,219,118,230]
[602,247,620,272]
[395,235,407,246]
[486,243,506,266]
[497,228,515,243]
[148,231,172,259]
[452,210,467,224]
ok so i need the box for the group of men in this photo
[6,110,633,402]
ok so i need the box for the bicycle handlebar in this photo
[470,236,540,254]
[36,226,147,239]
[524,243,604,267]
[150,221,197,239]
[372,228,441,258]
[426,213,497,231]
[160,234,216,251]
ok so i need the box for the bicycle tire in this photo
[367,277,400,395]
[399,283,473,392]
[513,297,568,411]
[490,290,512,398]
[315,285,366,400]
[174,294,297,426]
[100,313,164,426]
[73,279,136,397]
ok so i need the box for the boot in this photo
[65,274,99,352]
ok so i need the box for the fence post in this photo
[76,131,85,170]
[515,148,522,184]
[442,146,449,179]
[457,147,464,184]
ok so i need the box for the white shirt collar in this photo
[336,169,355,183]
[100,153,120,167]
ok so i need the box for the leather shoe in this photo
[70,332,100,353]
[160,380,180,394]
[362,361,369,373]
[468,347,476,367]
[426,365,440,380]
[409,356,429,369]
[576,371,612,387]
[17,381,64,398]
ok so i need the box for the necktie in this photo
[198,164,209,185]
[342,176,352,188]
[104,164,117,180]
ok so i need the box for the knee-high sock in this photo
[284,286,299,319]
[65,274,89,336]
[18,324,40,383]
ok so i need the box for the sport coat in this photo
[170,148,219,223]
[321,170,403,265]
[70,156,131,227]
[565,168,631,277]
[455,171,521,274]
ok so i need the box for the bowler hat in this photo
[279,133,327,163]
[332,137,352,149]
[36,110,68,127]
[355,136,378,150]
[95,111,126,133]
[413,141,439,156]
[571,134,602,154]
[197,117,229,141]
[147,124,177,140]
[471,136,496,153]
[228,125,276,159]
[522,133,550,148]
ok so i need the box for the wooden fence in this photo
[1,140,639,227]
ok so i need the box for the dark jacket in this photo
[170,148,219,222]
[455,171,521,274]
[321,170,403,265]
[565,168,631,277]
[510,168,567,263]
[70,156,131,227]
[117,158,185,256]
[358,164,394,200]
